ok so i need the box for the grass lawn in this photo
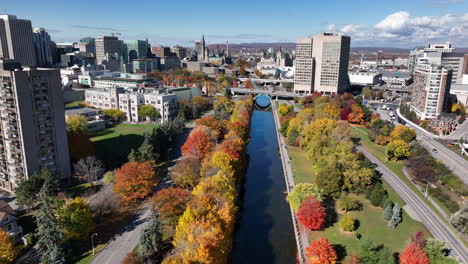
[308,194,430,261]
[65,100,84,108]
[74,244,105,264]
[288,146,314,184]
[89,124,158,168]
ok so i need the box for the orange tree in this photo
[113,161,157,205]
[399,241,429,264]
[305,237,338,264]
[297,196,326,230]
[181,125,216,161]
[151,187,191,226]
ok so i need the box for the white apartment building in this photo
[0,60,71,192]
[293,37,314,94]
[85,87,178,123]
[411,63,452,120]
[0,15,36,66]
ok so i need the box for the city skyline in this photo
[1,0,468,47]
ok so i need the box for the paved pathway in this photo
[271,101,308,264]
[357,145,468,263]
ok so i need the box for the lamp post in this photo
[91,233,98,255]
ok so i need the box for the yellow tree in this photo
[390,125,416,142]
[387,140,411,160]
[0,228,18,263]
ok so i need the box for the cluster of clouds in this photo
[327,11,468,47]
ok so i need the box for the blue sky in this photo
[2,0,468,47]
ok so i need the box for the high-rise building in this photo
[294,33,350,94]
[95,36,122,71]
[0,60,71,192]
[170,45,187,59]
[312,32,350,94]
[0,15,36,66]
[411,63,452,120]
[123,40,149,63]
[32,28,54,66]
[293,37,314,94]
[151,46,174,58]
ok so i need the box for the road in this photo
[394,108,468,185]
[357,145,468,263]
[90,203,151,264]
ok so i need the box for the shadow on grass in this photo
[93,134,145,169]
[323,197,338,229]
[333,244,348,261]
[89,129,114,138]
[63,184,103,198]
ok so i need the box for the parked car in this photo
[432,149,438,153]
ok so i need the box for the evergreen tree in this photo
[388,203,402,228]
[369,183,387,207]
[138,208,163,262]
[383,203,394,221]
[128,148,140,162]
[35,185,65,264]
[16,167,59,209]
[138,133,158,164]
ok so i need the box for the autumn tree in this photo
[121,252,141,264]
[68,133,94,163]
[286,183,325,211]
[399,241,429,264]
[305,237,338,264]
[387,140,411,160]
[170,157,201,189]
[213,96,235,120]
[181,125,215,161]
[73,156,104,183]
[337,194,360,212]
[0,228,19,263]
[195,116,226,140]
[103,108,125,122]
[297,196,326,230]
[348,105,366,125]
[151,187,191,226]
[66,114,88,135]
[390,125,416,142]
[113,161,156,205]
[56,197,94,241]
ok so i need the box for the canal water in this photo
[231,107,297,264]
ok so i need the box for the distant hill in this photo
[207,43,468,54]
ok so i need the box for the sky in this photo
[2,0,468,48]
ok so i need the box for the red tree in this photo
[195,116,225,140]
[151,187,191,225]
[305,237,338,264]
[340,106,351,121]
[399,241,429,264]
[181,126,215,161]
[113,161,156,205]
[297,196,326,230]
[228,121,249,141]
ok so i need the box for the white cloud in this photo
[326,24,336,31]
[327,11,468,47]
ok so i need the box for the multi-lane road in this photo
[357,145,468,263]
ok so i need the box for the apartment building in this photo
[293,33,350,94]
[85,87,178,123]
[411,63,452,120]
[0,60,70,192]
[0,15,36,66]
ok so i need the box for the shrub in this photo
[339,214,356,232]
[103,171,116,184]
[337,194,360,212]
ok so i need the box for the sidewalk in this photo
[271,101,309,264]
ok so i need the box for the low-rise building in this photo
[85,88,178,123]
[65,108,105,132]
[349,71,382,86]
[427,113,458,135]
[381,71,412,88]
[94,74,156,89]
[450,84,468,106]
[0,200,22,240]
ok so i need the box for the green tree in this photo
[368,183,387,207]
[286,183,325,211]
[450,207,468,235]
[359,239,396,264]
[424,239,459,264]
[339,214,356,232]
[66,114,88,135]
[15,168,59,209]
[35,186,65,264]
[337,194,360,212]
[388,203,402,228]
[56,197,94,241]
[102,108,125,122]
[103,171,116,184]
[139,105,161,121]
[361,87,372,100]
[138,133,158,164]
[138,208,163,262]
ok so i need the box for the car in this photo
[432,149,438,153]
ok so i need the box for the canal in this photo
[231,107,297,264]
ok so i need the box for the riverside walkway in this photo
[271,102,309,264]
